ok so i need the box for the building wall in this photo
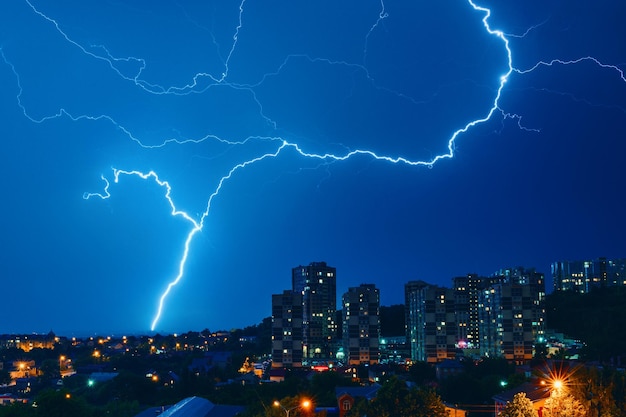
[337,394,355,417]
[453,274,480,349]
[496,267,546,347]
[404,280,429,346]
[9,360,38,380]
[552,257,626,293]
[0,335,55,352]
[342,284,380,365]
[407,268,545,365]
[479,282,543,364]
[408,284,457,363]
[292,262,337,359]
[271,290,304,368]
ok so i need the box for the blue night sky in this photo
[1,0,625,335]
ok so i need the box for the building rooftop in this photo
[493,382,551,404]
[134,397,244,417]
[335,384,381,401]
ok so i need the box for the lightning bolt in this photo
[515,56,626,82]
[3,0,624,331]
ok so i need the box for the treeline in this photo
[546,287,626,361]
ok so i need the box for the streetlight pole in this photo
[273,399,311,417]
[59,355,65,377]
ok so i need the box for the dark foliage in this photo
[438,358,517,406]
[546,287,626,360]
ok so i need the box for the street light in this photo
[273,398,312,417]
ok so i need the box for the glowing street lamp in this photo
[273,398,312,417]
[59,355,66,373]
[539,361,573,396]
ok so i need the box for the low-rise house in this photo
[335,384,381,417]
[189,351,232,375]
[268,368,286,382]
[493,382,551,416]
[10,360,38,379]
[89,372,119,383]
[444,403,468,417]
[435,359,465,380]
[133,396,244,417]
[14,377,37,394]
[0,393,15,405]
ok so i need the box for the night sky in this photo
[1,0,625,335]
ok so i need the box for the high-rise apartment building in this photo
[453,274,480,349]
[271,290,304,368]
[292,262,337,360]
[404,280,429,346]
[552,257,626,293]
[342,284,380,365]
[479,283,539,364]
[406,267,545,365]
[407,284,457,363]
[478,267,546,364]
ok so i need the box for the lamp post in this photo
[59,355,65,376]
[273,398,311,417]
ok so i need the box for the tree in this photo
[0,402,36,417]
[532,343,548,363]
[566,366,620,417]
[98,400,140,417]
[38,359,60,385]
[0,368,11,385]
[498,392,537,417]
[108,371,158,405]
[368,376,408,417]
[345,398,369,417]
[545,288,626,360]
[542,390,585,417]
[404,388,448,417]
[310,370,356,407]
[347,376,447,417]
[408,361,436,385]
[32,389,93,417]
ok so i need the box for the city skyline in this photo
[1,0,625,335]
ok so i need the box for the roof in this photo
[335,384,381,401]
[134,397,245,417]
[435,359,464,369]
[89,372,119,382]
[493,382,551,404]
[189,352,232,373]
